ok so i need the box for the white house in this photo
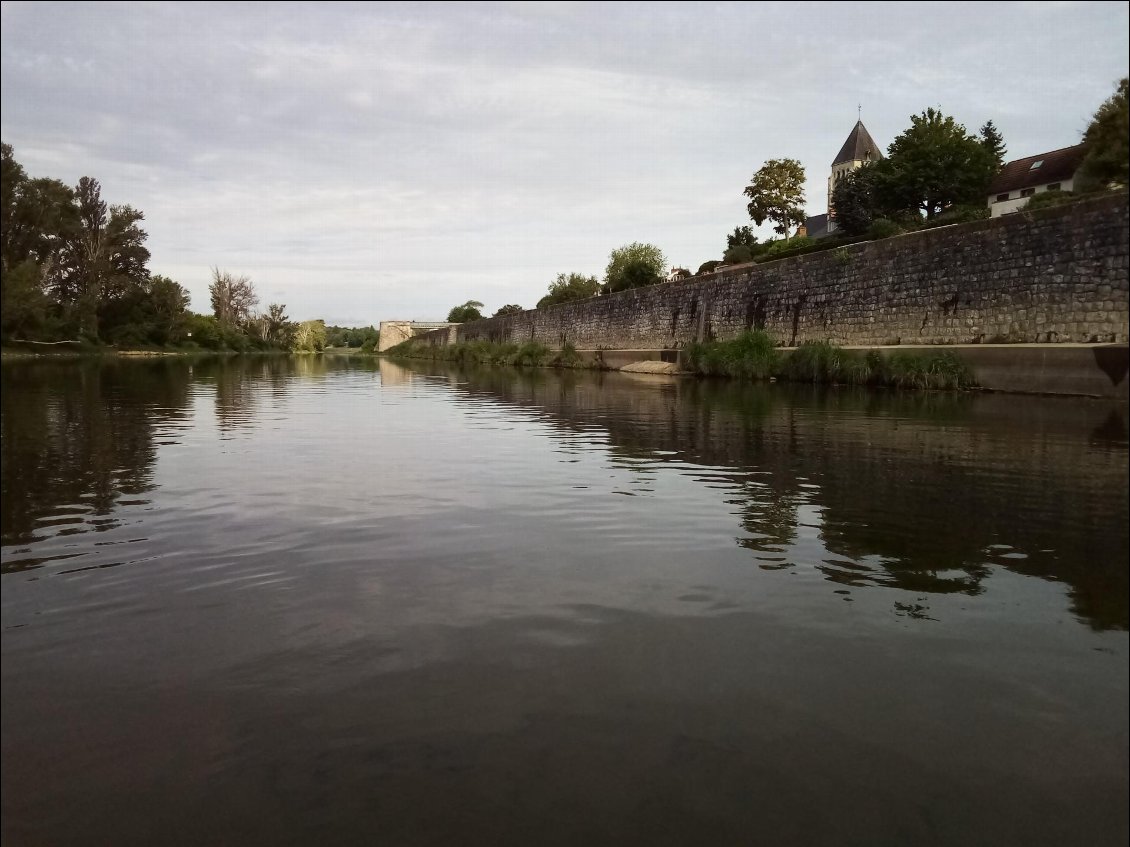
[987,144,1086,217]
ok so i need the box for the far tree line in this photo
[1,144,378,353]
[445,79,1127,321]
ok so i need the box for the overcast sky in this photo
[2,1,1127,324]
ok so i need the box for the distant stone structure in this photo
[377,321,457,352]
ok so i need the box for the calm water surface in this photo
[2,355,1128,846]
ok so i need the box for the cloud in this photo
[2,1,1127,322]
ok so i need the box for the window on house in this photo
[1021,188,1036,197]
[996,193,1010,202]
[1029,160,1043,170]
[1046,183,1061,191]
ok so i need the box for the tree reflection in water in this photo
[425,361,1128,631]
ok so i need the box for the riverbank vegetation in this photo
[1,144,378,355]
[390,331,976,390]
[687,332,975,390]
[388,339,585,369]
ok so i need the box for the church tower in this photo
[827,120,882,232]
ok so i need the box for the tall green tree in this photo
[874,108,996,220]
[261,303,294,346]
[537,272,601,308]
[2,176,77,273]
[50,178,151,338]
[726,225,758,250]
[447,300,484,322]
[603,243,667,293]
[493,304,524,317]
[1079,77,1129,188]
[1,144,78,339]
[743,159,806,238]
[979,120,1007,172]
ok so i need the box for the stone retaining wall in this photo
[416,193,1129,350]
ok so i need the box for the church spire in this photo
[832,120,882,167]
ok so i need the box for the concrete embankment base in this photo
[576,344,1129,400]
[861,344,1128,400]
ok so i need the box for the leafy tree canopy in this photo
[726,225,759,250]
[493,304,524,317]
[874,108,996,220]
[537,272,601,309]
[447,300,484,322]
[743,159,806,238]
[1080,77,1129,188]
[604,243,667,293]
[293,319,327,353]
[830,164,880,236]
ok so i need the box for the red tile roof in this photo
[989,144,1085,194]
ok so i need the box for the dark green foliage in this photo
[883,351,974,390]
[186,313,247,351]
[726,226,759,250]
[604,243,666,293]
[867,219,903,239]
[873,108,997,220]
[325,323,378,349]
[979,120,1007,172]
[1079,78,1129,188]
[923,204,990,227]
[779,341,861,383]
[723,245,755,264]
[686,335,975,391]
[686,331,779,379]
[387,338,588,370]
[99,274,191,347]
[0,143,195,347]
[830,164,879,236]
[696,260,723,275]
[493,304,524,317]
[552,342,582,368]
[260,304,298,348]
[759,236,813,260]
[447,300,484,322]
[538,272,601,308]
[1022,190,1078,211]
[0,260,50,340]
[512,341,549,366]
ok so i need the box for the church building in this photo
[801,120,882,239]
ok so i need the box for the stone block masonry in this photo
[415,193,1129,351]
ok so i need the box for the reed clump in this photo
[686,333,975,390]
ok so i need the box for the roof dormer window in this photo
[1029,160,1044,170]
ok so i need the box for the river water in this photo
[2,355,1127,846]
